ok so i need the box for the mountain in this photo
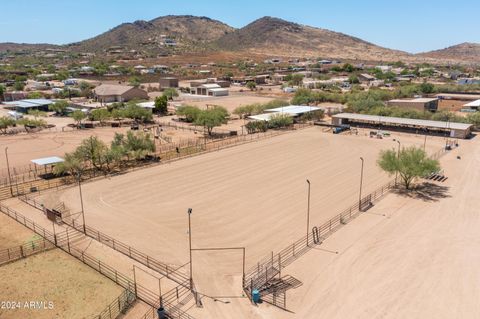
[214,17,412,61]
[68,15,234,54]
[418,42,480,63]
[0,42,61,52]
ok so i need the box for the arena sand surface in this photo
[0,126,131,171]
[0,249,124,319]
[0,213,39,249]
[51,127,445,303]
[278,136,480,319]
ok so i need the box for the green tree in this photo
[14,81,25,91]
[176,105,202,122]
[466,112,480,128]
[246,81,256,91]
[17,118,47,129]
[71,110,87,127]
[53,152,85,177]
[268,113,293,129]
[378,146,440,190]
[194,106,229,135]
[27,109,47,118]
[348,75,360,84]
[49,100,69,115]
[419,82,435,94]
[122,104,152,123]
[0,116,16,134]
[162,88,179,100]
[154,95,168,115]
[129,76,141,87]
[0,84,5,101]
[27,92,43,99]
[90,108,111,125]
[75,136,109,171]
[343,63,355,72]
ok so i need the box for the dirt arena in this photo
[275,136,480,318]
[182,95,280,113]
[0,213,39,249]
[0,249,124,319]
[38,128,445,300]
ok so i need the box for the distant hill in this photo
[67,15,234,54]
[0,42,61,52]
[1,15,476,64]
[417,42,480,63]
[214,16,412,61]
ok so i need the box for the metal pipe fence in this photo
[90,289,136,319]
[0,237,55,266]
[0,204,195,319]
[244,145,449,298]
[19,194,191,287]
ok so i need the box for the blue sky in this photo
[1,0,478,53]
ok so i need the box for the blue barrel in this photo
[252,289,260,303]
[157,307,166,319]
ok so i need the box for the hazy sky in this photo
[1,0,478,53]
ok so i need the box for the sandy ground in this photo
[0,126,131,172]
[274,136,480,318]
[0,249,124,319]
[181,95,280,113]
[28,128,445,317]
[0,213,39,249]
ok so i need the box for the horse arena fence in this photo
[0,203,195,319]
[0,237,55,266]
[91,289,136,319]
[0,124,311,201]
[244,144,451,309]
[19,194,192,288]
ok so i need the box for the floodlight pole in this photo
[4,147,13,196]
[306,179,311,246]
[188,208,193,290]
[78,172,86,233]
[395,140,401,185]
[359,157,364,211]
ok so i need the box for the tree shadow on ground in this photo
[392,182,450,202]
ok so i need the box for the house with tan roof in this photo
[93,84,148,103]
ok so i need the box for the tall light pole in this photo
[359,157,364,211]
[306,179,311,245]
[395,140,401,185]
[188,208,193,290]
[78,172,86,233]
[4,147,13,196]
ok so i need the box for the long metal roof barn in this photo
[332,113,472,130]
[265,105,321,115]
[31,156,64,166]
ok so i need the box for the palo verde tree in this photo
[0,116,16,134]
[154,95,168,115]
[377,146,440,190]
[71,110,87,127]
[194,106,229,135]
[49,100,69,116]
